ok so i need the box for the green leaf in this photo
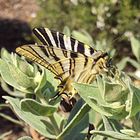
[72,30,94,46]
[104,82,126,102]
[0,59,19,89]
[120,129,137,137]
[51,112,66,132]
[117,57,140,70]
[91,130,140,140]
[127,84,140,118]
[45,69,59,92]
[73,82,112,116]
[20,99,56,116]
[3,96,56,139]
[1,48,13,62]
[17,136,33,140]
[34,69,47,93]
[102,116,122,132]
[66,99,85,124]
[92,135,104,140]
[57,102,90,140]
[63,26,71,36]
[116,57,129,70]
[127,59,140,69]
[8,62,35,88]
[73,82,127,119]
[130,37,140,62]
[39,69,59,103]
[89,109,100,128]
[63,99,89,140]
[0,59,35,93]
[16,56,35,77]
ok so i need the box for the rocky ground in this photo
[0,0,39,51]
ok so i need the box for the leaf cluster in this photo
[0,46,140,139]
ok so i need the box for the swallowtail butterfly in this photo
[16,28,112,100]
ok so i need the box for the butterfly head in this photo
[106,57,112,68]
[100,52,117,75]
[105,56,118,77]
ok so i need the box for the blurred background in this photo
[0,0,140,139]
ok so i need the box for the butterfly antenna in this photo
[111,33,125,46]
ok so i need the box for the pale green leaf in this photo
[91,130,140,140]
[63,99,89,140]
[63,26,71,36]
[73,82,127,119]
[57,103,90,139]
[73,82,112,116]
[130,37,140,62]
[20,99,56,116]
[127,84,140,118]
[3,96,56,139]
[72,30,94,46]
[0,59,35,93]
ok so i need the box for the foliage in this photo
[0,34,140,139]
[116,36,140,79]
[1,0,140,139]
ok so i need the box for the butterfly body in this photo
[16,28,111,100]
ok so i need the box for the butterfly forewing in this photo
[33,28,96,57]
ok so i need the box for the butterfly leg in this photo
[49,82,70,102]
[48,90,69,102]
[49,76,77,102]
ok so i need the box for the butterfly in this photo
[16,28,112,101]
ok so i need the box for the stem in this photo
[49,114,60,135]
[0,113,24,126]
[0,103,10,108]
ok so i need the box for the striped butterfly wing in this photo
[16,44,91,82]
[33,28,97,57]
[33,28,109,69]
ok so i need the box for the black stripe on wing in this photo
[16,45,61,78]
[33,28,52,46]
[33,28,95,56]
